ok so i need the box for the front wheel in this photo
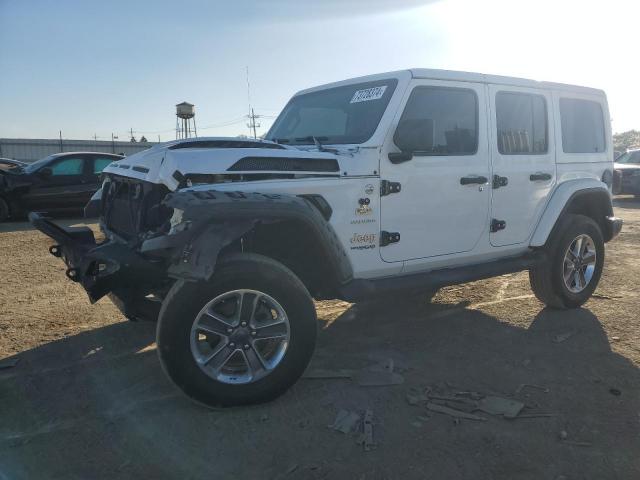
[156,253,317,407]
[529,214,605,309]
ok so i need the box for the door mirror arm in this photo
[39,167,53,178]
[388,151,414,164]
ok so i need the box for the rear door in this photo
[379,80,491,262]
[488,85,556,246]
[23,155,89,210]
[87,155,117,191]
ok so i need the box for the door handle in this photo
[530,172,552,182]
[460,175,488,186]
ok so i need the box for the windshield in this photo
[616,151,640,164]
[24,155,56,174]
[266,79,398,145]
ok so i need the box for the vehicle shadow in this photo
[1,298,638,479]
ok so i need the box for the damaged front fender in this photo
[146,189,353,285]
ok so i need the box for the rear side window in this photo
[496,92,548,154]
[51,157,83,176]
[93,157,114,174]
[559,98,605,153]
[395,86,478,155]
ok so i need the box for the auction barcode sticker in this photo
[350,86,387,104]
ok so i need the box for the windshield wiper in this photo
[294,136,328,143]
[312,136,339,155]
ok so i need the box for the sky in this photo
[0,0,638,141]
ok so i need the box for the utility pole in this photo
[246,108,261,139]
[59,130,63,152]
[111,133,118,153]
[245,67,261,138]
[94,133,98,141]
[158,135,161,143]
[130,127,136,142]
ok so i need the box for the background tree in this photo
[613,130,640,154]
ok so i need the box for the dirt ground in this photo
[1,199,639,480]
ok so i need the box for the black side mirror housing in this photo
[39,167,53,178]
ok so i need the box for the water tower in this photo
[176,101,197,139]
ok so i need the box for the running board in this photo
[339,251,545,302]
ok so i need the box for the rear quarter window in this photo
[559,98,606,153]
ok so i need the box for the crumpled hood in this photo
[102,137,343,191]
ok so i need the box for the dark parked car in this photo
[613,149,640,197]
[0,152,123,221]
[0,158,27,170]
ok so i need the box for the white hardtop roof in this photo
[296,68,604,96]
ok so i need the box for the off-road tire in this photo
[0,198,9,222]
[156,253,317,407]
[529,214,604,309]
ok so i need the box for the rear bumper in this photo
[29,212,166,303]
[604,215,623,242]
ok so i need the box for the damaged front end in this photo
[30,173,350,310]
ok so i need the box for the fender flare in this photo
[530,179,613,247]
[141,189,353,287]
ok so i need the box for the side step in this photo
[339,251,545,302]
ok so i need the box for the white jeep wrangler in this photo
[31,69,622,407]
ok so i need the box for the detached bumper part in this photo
[28,212,165,303]
[605,216,623,241]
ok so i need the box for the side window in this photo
[93,157,114,174]
[496,92,548,154]
[50,157,83,176]
[394,86,478,155]
[559,98,606,153]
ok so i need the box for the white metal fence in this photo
[0,138,158,162]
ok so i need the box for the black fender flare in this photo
[141,189,353,287]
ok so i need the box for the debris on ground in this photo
[476,396,524,418]
[553,331,577,343]
[516,383,550,394]
[330,409,377,451]
[558,430,592,447]
[354,359,404,387]
[406,383,553,421]
[304,359,404,386]
[0,357,19,369]
[328,409,361,434]
[357,409,375,451]
[426,403,487,422]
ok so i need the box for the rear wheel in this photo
[156,253,317,407]
[529,214,604,309]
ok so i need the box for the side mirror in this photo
[39,167,53,178]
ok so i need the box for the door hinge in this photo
[380,180,401,197]
[492,174,508,189]
[490,219,506,233]
[380,231,401,246]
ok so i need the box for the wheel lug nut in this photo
[241,321,247,327]
[227,328,233,333]
[251,331,257,336]
[243,344,250,350]
[229,342,235,348]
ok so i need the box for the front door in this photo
[488,85,556,246]
[23,155,90,211]
[380,80,490,262]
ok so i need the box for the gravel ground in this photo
[0,198,639,479]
